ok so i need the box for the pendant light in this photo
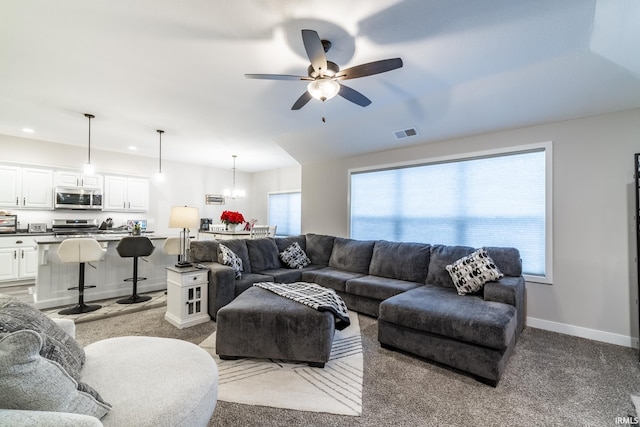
[83,113,95,175]
[224,155,245,199]
[156,129,165,182]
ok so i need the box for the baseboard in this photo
[526,316,639,349]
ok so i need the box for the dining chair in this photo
[250,225,270,239]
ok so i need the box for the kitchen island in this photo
[33,234,177,310]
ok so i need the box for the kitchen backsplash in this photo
[4,209,155,232]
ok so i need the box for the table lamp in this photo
[169,205,199,267]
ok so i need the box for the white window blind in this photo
[350,149,547,277]
[268,192,301,237]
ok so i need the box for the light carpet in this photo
[199,311,363,416]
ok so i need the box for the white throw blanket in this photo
[253,282,351,330]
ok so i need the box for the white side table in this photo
[165,266,210,329]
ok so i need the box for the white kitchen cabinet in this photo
[103,175,149,212]
[0,165,53,209]
[54,171,103,189]
[0,166,21,207]
[0,236,37,282]
[0,248,19,281]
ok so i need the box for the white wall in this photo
[249,165,302,226]
[301,107,640,347]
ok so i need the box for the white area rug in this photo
[199,311,363,416]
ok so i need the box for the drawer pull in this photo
[16,240,23,244]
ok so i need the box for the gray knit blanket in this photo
[253,282,351,330]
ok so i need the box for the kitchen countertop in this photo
[0,232,55,237]
[33,232,164,245]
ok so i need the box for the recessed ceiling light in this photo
[22,128,34,133]
[128,146,137,151]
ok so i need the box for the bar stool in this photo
[163,237,181,264]
[116,236,155,304]
[57,238,107,315]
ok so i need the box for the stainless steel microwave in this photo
[54,187,103,210]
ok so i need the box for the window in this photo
[350,144,551,281]
[268,191,301,237]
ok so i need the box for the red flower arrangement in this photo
[220,210,245,225]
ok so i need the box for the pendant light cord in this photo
[157,129,164,173]
[232,155,237,191]
[84,113,94,164]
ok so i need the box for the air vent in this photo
[394,127,418,139]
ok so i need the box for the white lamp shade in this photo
[169,206,199,228]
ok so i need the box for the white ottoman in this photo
[82,336,218,427]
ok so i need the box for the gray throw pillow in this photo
[445,248,504,295]
[0,294,85,380]
[280,242,311,269]
[0,329,111,419]
[218,244,243,278]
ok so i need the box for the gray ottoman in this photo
[216,286,335,367]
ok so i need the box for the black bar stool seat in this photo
[116,236,155,304]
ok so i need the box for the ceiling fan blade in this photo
[338,84,372,107]
[335,58,403,80]
[245,74,312,81]
[301,29,327,74]
[291,91,313,110]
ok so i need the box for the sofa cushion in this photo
[257,268,303,284]
[0,329,111,419]
[218,244,243,279]
[0,294,85,381]
[426,245,475,289]
[189,240,219,263]
[257,264,324,284]
[485,247,522,277]
[233,273,275,297]
[369,241,431,283]
[246,238,280,272]
[219,240,251,273]
[379,285,517,350]
[275,235,306,253]
[345,275,423,301]
[446,248,504,295]
[301,267,364,292]
[279,242,311,269]
[305,234,335,266]
[329,238,375,274]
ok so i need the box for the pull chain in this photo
[321,99,327,123]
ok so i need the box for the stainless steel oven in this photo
[54,187,103,210]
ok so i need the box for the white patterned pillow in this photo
[445,248,504,295]
[279,242,311,269]
[218,244,243,279]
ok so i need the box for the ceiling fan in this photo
[245,29,403,111]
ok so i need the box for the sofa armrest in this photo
[484,276,526,334]
[203,261,236,320]
[0,409,102,427]
[53,318,76,339]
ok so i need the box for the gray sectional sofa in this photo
[190,233,525,385]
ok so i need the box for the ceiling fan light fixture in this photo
[307,78,340,101]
